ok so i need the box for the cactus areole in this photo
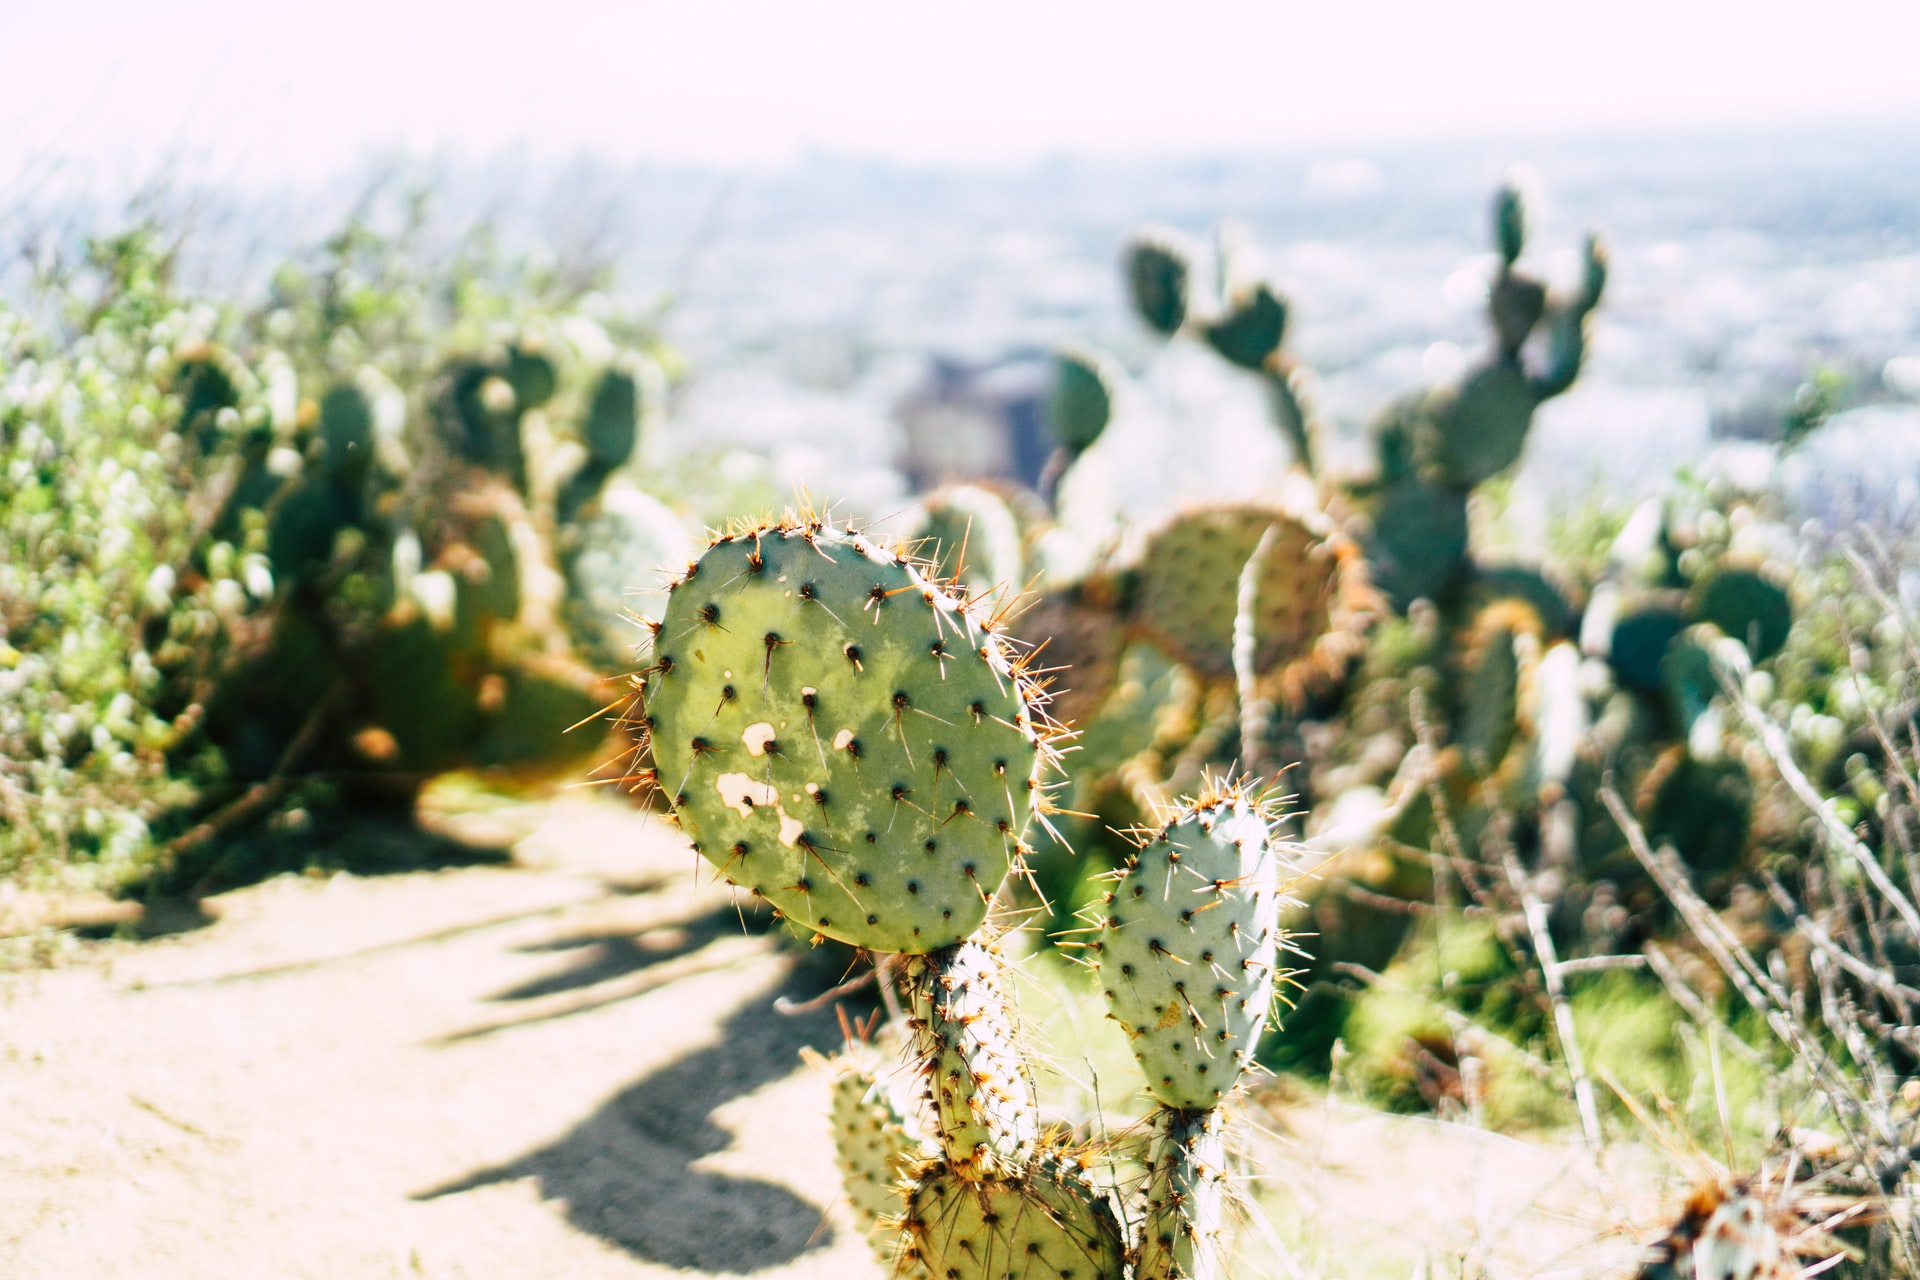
[641,514,1050,954]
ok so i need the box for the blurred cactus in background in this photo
[0,204,692,892]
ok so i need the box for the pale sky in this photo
[6,1,1920,186]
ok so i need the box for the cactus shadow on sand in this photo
[486,904,747,1004]
[413,963,861,1272]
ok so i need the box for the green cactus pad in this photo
[1660,632,1721,734]
[1365,477,1470,611]
[1494,180,1528,267]
[1423,361,1538,487]
[1608,592,1687,694]
[1126,228,1193,338]
[267,479,351,584]
[1095,782,1292,1110]
[906,941,1040,1180]
[472,656,606,768]
[1138,1106,1231,1280]
[912,484,1025,600]
[1047,345,1118,455]
[641,514,1052,954]
[1688,566,1791,662]
[504,343,558,410]
[815,1041,931,1271]
[583,366,641,471]
[1129,505,1376,707]
[901,1160,1127,1280]
[1202,281,1287,372]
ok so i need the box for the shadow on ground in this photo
[491,905,749,1003]
[415,961,870,1272]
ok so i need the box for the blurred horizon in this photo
[8,1,1920,187]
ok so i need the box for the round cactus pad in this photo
[642,516,1048,954]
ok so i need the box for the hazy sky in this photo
[6,1,1920,186]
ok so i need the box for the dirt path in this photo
[1,793,1659,1278]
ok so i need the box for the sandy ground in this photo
[0,793,1660,1278]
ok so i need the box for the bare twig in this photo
[1500,846,1604,1154]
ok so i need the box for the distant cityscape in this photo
[14,125,1920,535]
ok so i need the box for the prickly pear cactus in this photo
[1128,504,1377,707]
[637,511,1054,953]
[1093,780,1293,1110]
[1137,1107,1231,1280]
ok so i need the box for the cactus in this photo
[1201,281,1287,373]
[637,511,1054,953]
[631,511,1321,1279]
[1125,228,1194,339]
[1047,344,1119,457]
[905,940,1040,1178]
[1688,565,1791,662]
[1363,478,1472,612]
[561,483,692,669]
[1128,504,1377,708]
[1137,1107,1231,1280]
[1093,780,1292,1111]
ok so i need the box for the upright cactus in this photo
[1092,777,1297,1279]
[636,508,1307,1280]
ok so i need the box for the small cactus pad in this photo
[1202,281,1288,372]
[582,366,641,471]
[1137,1106,1231,1280]
[1047,345,1118,455]
[1494,179,1528,267]
[813,1042,931,1270]
[901,1160,1127,1280]
[1095,782,1293,1110]
[1126,228,1193,338]
[641,514,1051,954]
[1608,591,1687,694]
[1129,505,1376,705]
[906,942,1040,1180]
[1688,566,1791,663]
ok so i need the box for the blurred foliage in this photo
[1,198,690,893]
